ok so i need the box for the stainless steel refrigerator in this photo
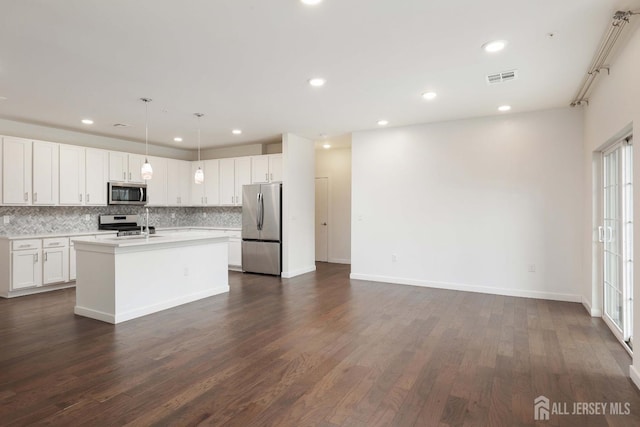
[242,183,282,275]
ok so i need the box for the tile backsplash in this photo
[0,205,242,235]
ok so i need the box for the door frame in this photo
[600,134,633,353]
[315,177,329,262]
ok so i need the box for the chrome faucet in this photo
[141,207,150,238]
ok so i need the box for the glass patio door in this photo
[601,137,633,348]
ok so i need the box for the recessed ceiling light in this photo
[301,0,323,5]
[377,120,389,126]
[81,119,93,125]
[308,78,326,87]
[174,137,183,142]
[323,144,331,149]
[482,40,507,53]
[422,91,437,100]
[498,105,512,112]
[232,129,242,135]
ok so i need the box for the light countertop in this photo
[73,230,229,248]
[0,226,240,240]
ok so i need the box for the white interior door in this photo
[602,137,633,347]
[315,177,328,262]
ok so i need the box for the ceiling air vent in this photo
[486,69,518,85]
[113,123,131,128]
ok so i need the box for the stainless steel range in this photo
[98,214,155,237]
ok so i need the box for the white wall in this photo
[351,107,584,302]
[282,133,316,278]
[315,145,352,263]
[581,24,640,386]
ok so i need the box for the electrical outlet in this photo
[392,254,398,262]
[84,214,90,221]
[528,264,536,273]
[3,216,9,225]
[171,213,176,219]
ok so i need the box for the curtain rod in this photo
[570,10,639,107]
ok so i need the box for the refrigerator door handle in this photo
[260,192,265,231]
[257,192,262,230]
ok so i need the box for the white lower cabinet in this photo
[228,237,241,269]
[69,241,76,281]
[43,238,69,285]
[11,241,42,290]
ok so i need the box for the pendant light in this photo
[194,113,204,184]
[140,97,153,180]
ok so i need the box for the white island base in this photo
[73,233,229,324]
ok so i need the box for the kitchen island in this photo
[73,231,229,324]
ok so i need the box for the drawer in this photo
[12,239,42,251]
[43,237,69,248]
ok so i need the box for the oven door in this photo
[108,182,148,205]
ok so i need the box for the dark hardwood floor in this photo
[1,262,639,426]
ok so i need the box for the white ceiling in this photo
[0,0,638,149]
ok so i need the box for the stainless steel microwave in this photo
[108,182,148,205]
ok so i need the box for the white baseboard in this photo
[328,258,351,265]
[581,296,602,317]
[282,265,316,278]
[75,286,228,324]
[630,365,640,391]
[349,273,582,303]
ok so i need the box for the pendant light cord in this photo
[145,100,149,158]
[195,113,204,163]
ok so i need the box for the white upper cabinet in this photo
[2,137,32,205]
[128,154,146,183]
[167,159,190,206]
[219,158,236,205]
[32,140,59,205]
[204,159,220,206]
[85,148,108,205]
[235,157,251,205]
[220,157,251,206]
[191,159,220,206]
[146,156,167,206]
[109,151,128,182]
[109,152,145,183]
[59,144,86,205]
[250,154,282,183]
[269,154,283,182]
[191,162,206,206]
[251,155,269,183]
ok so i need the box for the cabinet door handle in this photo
[205,197,207,204]
[129,172,132,181]
[87,194,90,203]
[79,194,83,202]
[201,197,204,204]
[265,173,268,181]
[24,192,28,202]
[34,253,38,263]
[270,173,273,181]
[44,252,48,262]
[123,172,126,180]
[34,192,37,202]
